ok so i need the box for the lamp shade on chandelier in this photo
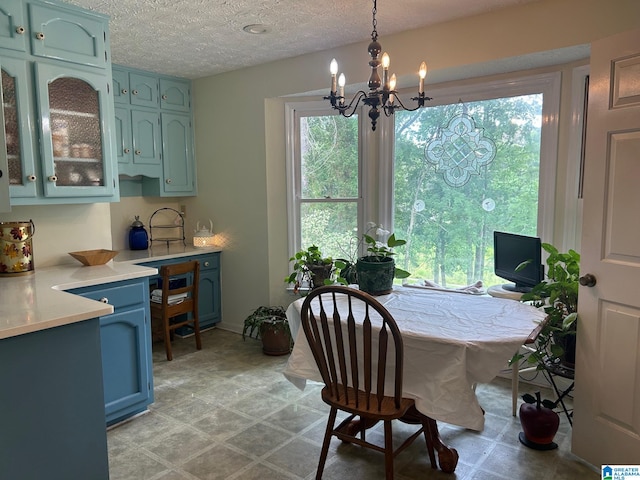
[325,0,431,131]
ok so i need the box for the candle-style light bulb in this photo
[330,58,338,93]
[381,52,390,90]
[418,61,427,95]
[389,74,397,104]
[338,73,346,104]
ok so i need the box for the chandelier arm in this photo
[331,90,368,118]
[382,92,433,116]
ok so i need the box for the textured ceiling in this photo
[65,0,539,79]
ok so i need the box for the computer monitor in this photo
[493,231,543,293]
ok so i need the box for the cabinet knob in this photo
[165,178,172,184]
[99,297,109,304]
[162,94,168,100]
[27,174,36,182]
[16,26,25,34]
[132,89,138,95]
[48,175,58,182]
[35,32,45,40]
[124,148,131,154]
[121,88,128,94]
[204,261,210,267]
[135,149,141,155]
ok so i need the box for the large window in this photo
[286,105,363,260]
[286,72,560,285]
[393,95,543,287]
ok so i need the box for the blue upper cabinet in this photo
[112,68,129,105]
[1,57,38,199]
[159,112,194,195]
[114,65,196,197]
[129,72,158,108]
[34,62,117,198]
[28,2,108,68]
[0,0,119,205]
[0,0,27,52]
[160,78,190,112]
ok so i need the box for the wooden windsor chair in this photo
[300,285,456,479]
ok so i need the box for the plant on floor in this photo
[518,391,560,449]
[511,243,579,370]
[285,245,335,294]
[242,305,292,355]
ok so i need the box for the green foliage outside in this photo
[298,94,543,288]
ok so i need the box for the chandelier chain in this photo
[371,0,378,41]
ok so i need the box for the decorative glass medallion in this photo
[424,113,496,187]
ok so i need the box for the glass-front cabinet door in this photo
[1,57,37,199]
[34,62,116,198]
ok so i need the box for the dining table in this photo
[282,284,547,473]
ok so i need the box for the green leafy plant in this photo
[522,391,558,410]
[242,305,290,341]
[285,245,335,294]
[511,243,579,370]
[335,225,411,284]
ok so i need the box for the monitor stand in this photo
[487,284,524,300]
[502,283,533,293]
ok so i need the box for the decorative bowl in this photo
[68,249,118,266]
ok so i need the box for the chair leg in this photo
[193,316,202,351]
[163,315,173,361]
[317,407,338,480]
[383,420,394,480]
[512,361,518,416]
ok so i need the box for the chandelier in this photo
[325,0,431,131]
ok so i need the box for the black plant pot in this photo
[309,264,333,289]
[356,257,395,295]
[556,333,576,368]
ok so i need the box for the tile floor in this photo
[107,328,598,480]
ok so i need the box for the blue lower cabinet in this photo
[142,251,221,331]
[0,319,109,479]
[71,277,154,426]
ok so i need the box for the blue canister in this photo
[128,216,149,250]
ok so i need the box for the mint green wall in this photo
[192,0,640,334]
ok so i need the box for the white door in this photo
[573,28,640,466]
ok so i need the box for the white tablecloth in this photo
[283,285,547,431]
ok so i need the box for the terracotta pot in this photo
[356,257,395,295]
[259,322,291,356]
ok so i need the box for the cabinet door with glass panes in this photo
[34,62,116,198]
[1,57,37,199]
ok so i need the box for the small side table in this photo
[543,360,574,426]
[487,284,525,301]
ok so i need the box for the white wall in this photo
[109,197,183,251]
[192,0,640,334]
[0,203,113,268]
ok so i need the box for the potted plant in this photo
[518,391,560,450]
[347,226,411,295]
[285,245,335,294]
[513,243,580,370]
[242,306,292,356]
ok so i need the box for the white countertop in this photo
[114,245,221,264]
[0,262,156,340]
[0,246,222,340]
